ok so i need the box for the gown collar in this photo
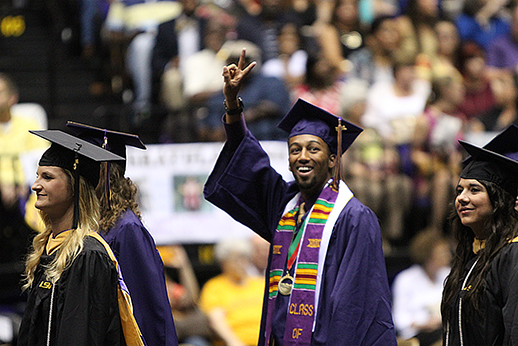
[46,230,73,255]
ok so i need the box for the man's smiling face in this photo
[288,134,336,199]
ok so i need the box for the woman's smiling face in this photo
[455,178,493,237]
[32,166,74,218]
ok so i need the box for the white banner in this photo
[125,141,291,245]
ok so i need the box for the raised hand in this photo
[223,47,256,112]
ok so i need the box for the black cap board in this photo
[66,121,146,162]
[30,129,124,228]
[65,122,146,211]
[481,124,518,161]
[460,139,518,198]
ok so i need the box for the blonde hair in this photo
[22,169,100,290]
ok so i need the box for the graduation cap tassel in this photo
[102,130,111,210]
[105,162,111,210]
[333,119,347,190]
[72,155,80,229]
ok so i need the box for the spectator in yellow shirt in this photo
[199,238,265,346]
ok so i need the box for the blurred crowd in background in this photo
[3,0,518,344]
[70,0,518,250]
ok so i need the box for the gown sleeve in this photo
[53,239,124,345]
[204,129,298,241]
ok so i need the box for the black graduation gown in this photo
[18,236,125,346]
[445,242,518,346]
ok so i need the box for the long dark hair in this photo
[441,180,518,325]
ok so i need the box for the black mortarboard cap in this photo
[460,139,518,198]
[66,121,146,171]
[481,124,518,161]
[32,130,124,184]
[31,130,124,228]
[277,98,363,155]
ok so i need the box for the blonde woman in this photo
[17,130,127,346]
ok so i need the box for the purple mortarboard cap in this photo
[66,121,146,172]
[460,137,518,198]
[277,99,363,154]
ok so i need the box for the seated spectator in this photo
[315,0,366,78]
[411,75,466,231]
[235,0,289,64]
[291,52,344,115]
[104,0,182,125]
[0,73,48,211]
[159,245,213,346]
[419,19,462,82]
[476,70,518,132]
[180,21,230,106]
[392,228,451,346]
[198,41,291,141]
[261,21,308,95]
[457,41,498,128]
[152,0,209,114]
[287,0,318,27]
[396,0,440,60]
[347,14,407,87]
[487,2,518,74]
[362,57,431,149]
[199,239,264,346]
[455,0,510,51]
[361,57,431,241]
[159,20,230,143]
[341,78,412,248]
[79,0,110,60]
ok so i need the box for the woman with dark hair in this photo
[411,74,466,230]
[17,130,134,345]
[66,122,179,346]
[316,0,365,76]
[441,126,518,346]
[291,52,343,115]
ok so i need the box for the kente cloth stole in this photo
[265,184,339,346]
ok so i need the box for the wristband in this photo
[224,97,244,116]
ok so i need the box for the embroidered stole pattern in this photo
[265,184,339,346]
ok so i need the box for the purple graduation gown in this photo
[203,118,397,346]
[103,210,178,346]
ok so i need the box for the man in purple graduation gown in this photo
[203,49,397,346]
[66,122,178,346]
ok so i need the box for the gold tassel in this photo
[333,119,347,190]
